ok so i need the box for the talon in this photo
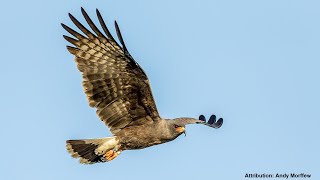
[104,149,122,161]
[104,150,116,161]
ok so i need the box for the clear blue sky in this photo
[1,0,319,179]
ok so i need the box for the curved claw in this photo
[199,115,206,122]
[208,118,223,129]
[208,115,216,125]
[198,115,223,129]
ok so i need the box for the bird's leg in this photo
[104,145,122,161]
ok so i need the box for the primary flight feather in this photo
[62,8,223,164]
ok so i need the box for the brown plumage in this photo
[63,8,223,164]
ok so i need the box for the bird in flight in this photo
[62,8,223,164]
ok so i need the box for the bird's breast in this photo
[116,123,174,150]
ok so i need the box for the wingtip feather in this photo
[66,46,79,55]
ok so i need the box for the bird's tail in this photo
[66,137,119,164]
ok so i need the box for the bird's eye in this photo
[174,125,179,128]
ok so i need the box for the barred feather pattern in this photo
[62,8,160,134]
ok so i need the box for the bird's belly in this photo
[120,136,171,150]
[118,131,174,150]
[116,122,176,150]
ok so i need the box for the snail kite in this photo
[62,8,223,164]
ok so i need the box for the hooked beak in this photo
[176,126,186,136]
[183,130,186,137]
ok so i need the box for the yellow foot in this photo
[104,149,122,161]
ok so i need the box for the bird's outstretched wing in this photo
[62,8,160,134]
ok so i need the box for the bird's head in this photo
[168,119,187,136]
[169,115,223,137]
